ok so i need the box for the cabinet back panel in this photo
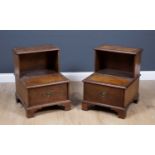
[19,51,58,74]
[95,51,134,76]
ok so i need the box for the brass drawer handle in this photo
[100,91,107,97]
[42,92,53,97]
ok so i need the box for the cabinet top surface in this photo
[95,44,142,55]
[13,44,59,54]
[20,73,68,88]
[84,73,135,88]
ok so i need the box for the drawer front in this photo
[29,84,68,106]
[84,83,124,107]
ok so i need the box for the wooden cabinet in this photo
[13,45,71,118]
[82,44,142,118]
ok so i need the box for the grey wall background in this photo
[0,30,155,73]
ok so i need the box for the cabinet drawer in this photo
[84,83,124,107]
[29,84,68,106]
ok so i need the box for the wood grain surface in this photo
[84,73,133,88]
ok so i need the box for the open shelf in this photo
[18,50,59,78]
[95,50,135,78]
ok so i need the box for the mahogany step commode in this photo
[13,45,71,118]
[82,44,142,118]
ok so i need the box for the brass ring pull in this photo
[100,91,107,97]
[42,92,53,97]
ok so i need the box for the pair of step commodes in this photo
[13,44,142,119]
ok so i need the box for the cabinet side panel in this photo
[125,78,139,106]
[16,78,28,107]
[14,54,20,77]
[134,52,142,77]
